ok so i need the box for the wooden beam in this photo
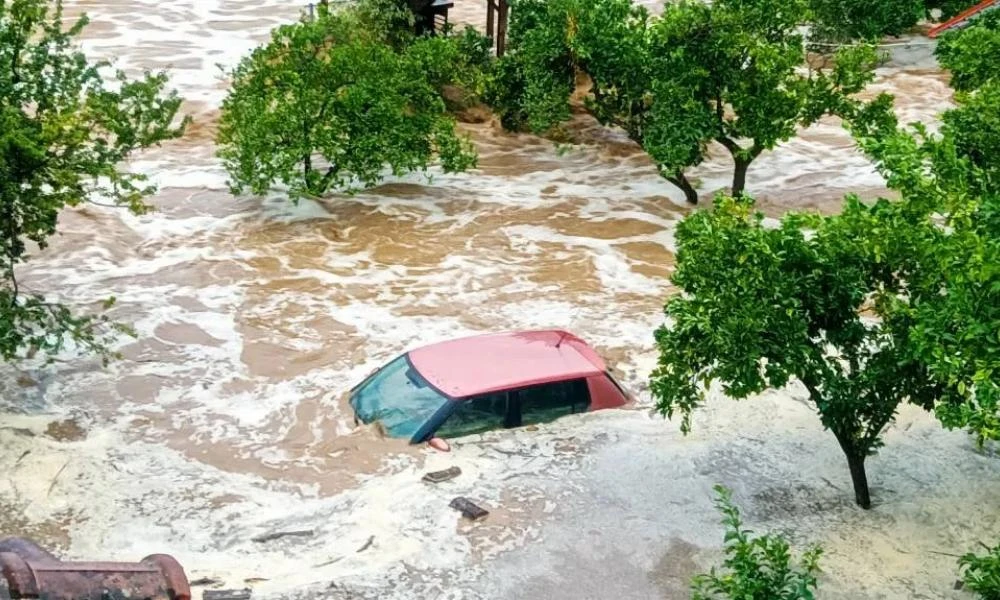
[486,0,495,43]
[496,0,509,56]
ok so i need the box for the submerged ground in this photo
[0,1,997,599]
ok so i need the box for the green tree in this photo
[485,0,582,133]
[0,0,188,364]
[942,82,1000,187]
[808,0,924,43]
[650,193,946,508]
[936,10,1000,92]
[960,543,1000,599]
[850,81,999,444]
[488,0,880,204]
[693,485,823,600]
[216,7,476,200]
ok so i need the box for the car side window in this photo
[517,378,590,426]
[434,391,507,439]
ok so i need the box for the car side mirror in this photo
[428,437,451,452]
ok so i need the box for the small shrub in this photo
[692,485,823,600]
[960,544,1000,599]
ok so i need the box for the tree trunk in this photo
[486,0,495,42]
[842,445,872,509]
[667,173,699,205]
[303,154,314,194]
[731,158,749,197]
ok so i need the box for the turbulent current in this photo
[0,2,996,599]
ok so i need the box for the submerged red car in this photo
[349,330,632,442]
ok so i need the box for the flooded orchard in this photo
[1,1,998,599]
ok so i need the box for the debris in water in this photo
[190,577,221,587]
[250,529,315,543]
[204,590,252,600]
[46,461,70,497]
[44,418,87,442]
[449,497,489,520]
[422,466,461,483]
[356,535,375,553]
[313,556,344,568]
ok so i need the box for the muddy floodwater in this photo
[1,1,998,599]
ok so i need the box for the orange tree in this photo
[653,25,1000,507]
[216,5,477,200]
[487,0,880,204]
[0,0,188,363]
[649,192,944,509]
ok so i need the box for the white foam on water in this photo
[0,2,980,598]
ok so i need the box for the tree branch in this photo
[716,135,743,157]
[2,198,20,309]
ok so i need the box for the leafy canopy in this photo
[0,0,187,364]
[808,0,924,43]
[650,192,944,508]
[692,485,823,600]
[489,0,880,204]
[216,5,477,200]
[936,10,1000,92]
[960,543,1000,600]
[851,79,1000,444]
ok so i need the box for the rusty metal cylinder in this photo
[0,537,190,600]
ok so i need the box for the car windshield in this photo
[350,354,451,440]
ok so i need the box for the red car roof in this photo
[407,330,607,398]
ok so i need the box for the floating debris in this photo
[204,589,252,600]
[422,466,461,483]
[449,497,489,520]
[250,529,315,544]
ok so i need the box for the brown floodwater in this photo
[0,0,962,595]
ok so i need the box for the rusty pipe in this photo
[0,538,190,600]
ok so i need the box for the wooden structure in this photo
[929,0,1000,37]
[486,0,510,55]
[307,0,510,56]
[410,0,454,35]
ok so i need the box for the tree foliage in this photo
[850,80,999,444]
[960,543,1000,600]
[808,0,924,43]
[0,0,188,364]
[216,5,477,200]
[650,191,950,508]
[936,10,1000,93]
[488,0,880,204]
[692,485,823,600]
